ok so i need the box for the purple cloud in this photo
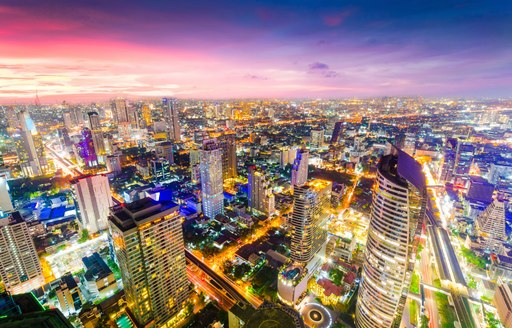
[309,62,329,70]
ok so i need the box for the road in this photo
[187,266,235,311]
[45,144,83,177]
[420,244,440,328]
[185,249,263,308]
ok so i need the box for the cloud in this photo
[308,62,329,70]
[244,74,269,80]
[323,9,354,27]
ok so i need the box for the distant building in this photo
[87,112,105,162]
[81,252,117,299]
[155,141,174,164]
[439,138,458,183]
[77,128,98,168]
[200,140,224,219]
[0,212,44,294]
[55,273,83,316]
[280,147,297,168]
[291,149,309,187]
[453,142,475,188]
[112,98,129,124]
[14,111,45,177]
[109,198,188,327]
[106,154,122,176]
[71,175,113,234]
[310,129,324,148]
[331,121,343,144]
[356,148,427,328]
[163,98,181,142]
[248,166,275,216]
[218,133,237,180]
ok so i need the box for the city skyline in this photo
[1,0,511,102]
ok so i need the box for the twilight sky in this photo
[1,0,511,102]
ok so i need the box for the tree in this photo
[78,229,89,243]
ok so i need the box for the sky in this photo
[1,0,511,102]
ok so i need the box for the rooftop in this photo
[82,252,113,281]
[109,197,179,232]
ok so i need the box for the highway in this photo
[185,249,263,309]
[186,267,236,311]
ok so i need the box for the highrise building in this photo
[356,148,427,328]
[87,112,106,162]
[0,211,44,294]
[141,104,152,128]
[155,141,174,164]
[0,173,14,214]
[112,98,129,124]
[108,198,188,327]
[218,133,237,180]
[331,121,343,144]
[15,111,43,177]
[77,128,98,168]
[475,199,507,252]
[200,140,224,219]
[453,142,475,188]
[280,146,297,168]
[63,112,72,129]
[163,98,181,142]
[71,175,113,234]
[310,129,324,148]
[248,166,275,216]
[290,179,332,265]
[106,155,122,176]
[291,149,309,187]
[439,138,458,183]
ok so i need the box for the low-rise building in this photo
[82,252,117,300]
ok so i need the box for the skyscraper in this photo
[112,98,129,124]
[291,149,309,187]
[71,175,113,234]
[475,199,507,252]
[163,98,181,142]
[155,141,174,164]
[108,198,188,327]
[453,142,475,188]
[439,138,458,183]
[248,166,275,216]
[331,121,343,144]
[77,128,98,168]
[218,133,237,180]
[0,173,14,214]
[290,179,332,265]
[356,148,427,328]
[200,140,224,219]
[87,112,106,162]
[0,211,44,294]
[310,129,324,148]
[15,111,43,177]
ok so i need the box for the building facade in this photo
[356,149,427,328]
[71,175,113,234]
[109,198,188,327]
[248,166,275,216]
[0,212,44,294]
[290,179,332,265]
[291,149,309,187]
[200,140,224,219]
